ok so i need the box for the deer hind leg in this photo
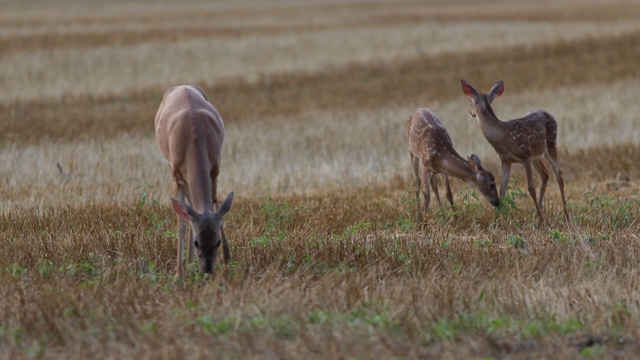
[544,150,570,222]
[410,153,422,222]
[532,159,549,210]
[523,159,544,224]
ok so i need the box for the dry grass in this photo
[2,0,640,358]
[2,78,640,211]
[2,1,640,105]
[3,31,640,143]
[1,187,639,358]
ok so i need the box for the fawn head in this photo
[467,155,500,207]
[460,79,504,118]
[171,191,235,274]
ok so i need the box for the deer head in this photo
[460,79,504,118]
[467,154,500,207]
[171,191,234,274]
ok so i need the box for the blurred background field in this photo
[1,0,639,358]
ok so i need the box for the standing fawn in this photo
[406,108,500,222]
[155,85,234,279]
[460,79,570,223]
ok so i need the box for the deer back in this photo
[155,85,225,211]
[406,108,459,165]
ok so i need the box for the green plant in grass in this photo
[506,235,525,248]
[549,230,569,243]
[495,182,526,220]
[132,178,169,237]
[584,185,638,228]
[250,194,294,246]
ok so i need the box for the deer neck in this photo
[440,152,477,184]
[475,100,506,143]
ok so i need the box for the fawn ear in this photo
[467,155,481,173]
[488,81,504,102]
[217,191,235,217]
[460,79,478,99]
[171,198,197,222]
[471,154,484,170]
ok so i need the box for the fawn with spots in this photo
[407,108,500,222]
[460,79,570,224]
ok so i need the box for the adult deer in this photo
[155,85,234,279]
[406,108,500,222]
[460,79,569,223]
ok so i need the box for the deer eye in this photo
[194,240,199,248]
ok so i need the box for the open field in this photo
[1,0,640,358]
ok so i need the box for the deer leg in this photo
[544,151,571,222]
[430,174,444,212]
[411,154,422,222]
[183,188,195,265]
[211,178,231,263]
[523,159,544,224]
[421,164,432,216]
[173,181,187,281]
[532,159,549,210]
[221,224,231,263]
[444,175,454,208]
[499,161,512,200]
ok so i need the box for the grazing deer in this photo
[460,79,569,223]
[406,108,500,222]
[155,85,234,279]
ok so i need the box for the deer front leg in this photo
[499,161,512,200]
[183,188,195,265]
[532,159,549,210]
[421,164,432,216]
[430,174,444,211]
[523,159,544,224]
[443,175,454,208]
[410,154,422,222]
[174,181,187,281]
[221,223,231,263]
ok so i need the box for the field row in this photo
[2,32,640,144]
[2,83,639,211]
[3,1,639,29]
[1,4,639,105]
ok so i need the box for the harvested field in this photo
[1,0,639,358]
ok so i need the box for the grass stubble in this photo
[1,0,640,358]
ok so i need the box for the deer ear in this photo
[488,81,504,102]
[471,154,484,170]
[467,155,481,173]
[171,198,196,221]
[217,191,235,217]
[460,79,478,99]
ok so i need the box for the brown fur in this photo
[155,85,234,279]
[460,79,570,223]
[406,108,500,222]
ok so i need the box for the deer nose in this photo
[492,199,500,207]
